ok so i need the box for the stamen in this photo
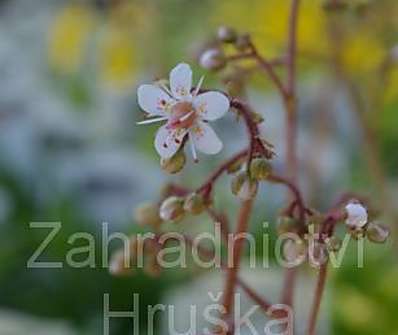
[159,83,173,97]
[189,132,199,163]
[193,76,205,97]
[136,116,168,125]
[179,110,195,122]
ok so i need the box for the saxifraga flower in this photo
[137,63,230,161]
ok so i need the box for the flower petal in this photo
[169,63,192,100]
[194,91,230,121]
[154,124,187,159]
[190,121,223,155]
[137,84,172,116]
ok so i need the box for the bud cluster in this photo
[159,193,206,223]
[344,200,389,244]
[230,158,272,200]
[199,26,254,73]
[160,150,186,174]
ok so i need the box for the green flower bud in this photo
[199,48,226,71]
[183,193,205,215]
[276,216,298,235]
[283,239,306,264]
[348,227,365,240]
[217,26,237,43]
[366,221,390,244]
[235,34,251,51]
[134,202,162,228]
[159,196,185,222]
[249,158,272,181]
[250,111,264,124]
[324,236,342,252]
[306,213,324,226]
[231,172,258,200]
[160,150,186,174]
[226,157,245,174]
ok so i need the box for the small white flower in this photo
[137,63,230,161]
[345,202,368,228]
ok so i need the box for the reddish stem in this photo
[286,0,300,97]
[246,42,289,100]
[196,149,248,197]
[222,199,254,321]
[230,99,275,160]
[280,0,301,313]
[267,174,306,223]
[182,233,273,317]
[307,263,328,335]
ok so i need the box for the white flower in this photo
[137,63,230,161]
[345,202,368,228]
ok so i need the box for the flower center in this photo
[168,101,197,129]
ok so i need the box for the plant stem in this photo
[247,42,289,100]
[196,149,248,196]
[222,199,254,318]
[286,0,300,97]
[307,263,328,335]
[285,0,301,180]
[280,0,301,310]
[267,174,306,222]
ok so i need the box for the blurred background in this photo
[0,0,397,334]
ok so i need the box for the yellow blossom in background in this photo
[341,34,386,75]
[97,0,158,91]
[253,0,327,57]
[48,4,96,74]
[335,286,385,332]
[108,0,154,33]
[383,68,398,103]
[99,27,136,90]
[213,0,327,58]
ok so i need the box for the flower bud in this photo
[324,236,342,252]
[276,216,298,235]
[366,221,390,244]
[134,202,162,228]
[199,48,226,71]
[282,239,306,264]
[349,227,365,240]
[306,212,324,226]
[109,250,133,276]
[231,172,258,200]
[160,150,186,174]
[235,34,251,51]
[250,111,264,124]
[183,193,205,215]
[159,196,185,222]
[226,157,245,174]
[217,26,237,43]
[249,158,272,181]
[345,201,368,229]
[309,241,328,268]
